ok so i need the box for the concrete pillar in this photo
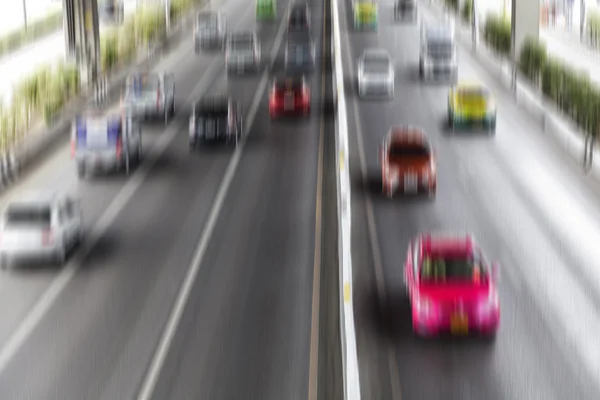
[63,0,100,86]
[511,0,539,62]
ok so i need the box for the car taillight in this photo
[42,229,54,245]
[70,139,76,158]
[156,92,161,108]
[189,117,196,134]
[116,137,122,157]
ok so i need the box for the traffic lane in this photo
[0,0,297,394]
[343,11,600,400]
[0,32,227,350]
[0,0,261,350]
[148,2,328,399]
[0,61,267,399]
[149,86,323,400]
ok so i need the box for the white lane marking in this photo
[136,12,289,400]
[340,7,403,400]
[0,59,225,376]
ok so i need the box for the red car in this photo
[269,75,310,118]
[404,233,500,338]
[379,127,436,198]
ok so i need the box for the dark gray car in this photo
[194,11,227,52]
[285,34,316,71]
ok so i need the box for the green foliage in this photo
[483,13,511,56]
[2,0,202,151]
[461,0,473,23]
[0,11,63,59]
[587,11,600,48]
[444,0,459,11]
[518,37,547,86]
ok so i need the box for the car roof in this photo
[420,233,476,257]
[456,83,490,94]
[362,49,390,60]
[388,127,428,146]
[287,32,312,45]
[290,3,308,12]
[195,96,231,114]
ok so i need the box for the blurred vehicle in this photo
[448,83,497,134]
[358,48,394,98]
[189,96,243,147]
[226,32,261,73]
[353,0,378,30]
[194,11,227,52]
[99,0,124,25]
[256,0,276,20]
[0,191,82,267]
[395,0,417,21]
[404,233,500,338]
[419,25,457,81]
[288,3,311,33]
[285,34,316,72]
[269,75,311,118]
[379,126,436,198]
[120,72,175,124]
[71,111,142,178]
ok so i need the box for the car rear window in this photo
[389,143,430,158]
[420,255,487,282]
[459,88,489,101]
[5,206,52,227]
[364,59,389,73]
[274,78,303,91]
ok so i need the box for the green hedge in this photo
[461,0,473,24]
[0,11,63,60]
[483,14,511,56]
[444,0,459,12]
[587,11,600,48]
[518,37,546,86]
[0,0,203,153]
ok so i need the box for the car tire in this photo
[77,164,85,179]
[55,244,66,266]
[137,143,142,163]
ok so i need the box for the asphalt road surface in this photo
[0,0,341,398]
[338,1,600,399]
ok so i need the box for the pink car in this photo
[404,233,500,338]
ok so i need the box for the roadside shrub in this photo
[518,37,547,87]
[135,9,167,46]
[101,33,120,73]
[541,58,564,103]
[587,11,600,48]
[0,11,63,59]
[444,0,459,12]
[484,13,511,56]
[461,0,473,24]
[171,0,195,21]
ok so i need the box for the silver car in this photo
[0,191,82,267]
[194,11,227,52]
[419,26,458,81]
[71,111,142,178]
[395,0,417,21]
[121,72,175,123]
[226,32,261,74]
[358,49,394,98]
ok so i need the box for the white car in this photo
[121,72,175,124]
[226,32,261,73]
[0,191,82,268]
[358,49,394,98]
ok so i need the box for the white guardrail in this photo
[331,0,361,397]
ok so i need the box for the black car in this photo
[285,34,316,71]
[189,97,243,147]
[288,3,310,33]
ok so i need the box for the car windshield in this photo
[197,116,227,136]
[427,40,453,58]
[364,58,389,74]
[126,75,159,98]
[389,143,430,158]
[420,254,488,283]
[197,14,217,28]
[289,44,310,58]
[5,206,51,227]
[229,38,253,51]
[458,88,489,102]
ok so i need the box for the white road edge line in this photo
[331,0,361,398]
[0,57,225,376]
[136,11,289,400]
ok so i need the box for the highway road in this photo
[0,0,342,398]
[337,1,600,399]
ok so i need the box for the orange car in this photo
[379,127,437,198]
